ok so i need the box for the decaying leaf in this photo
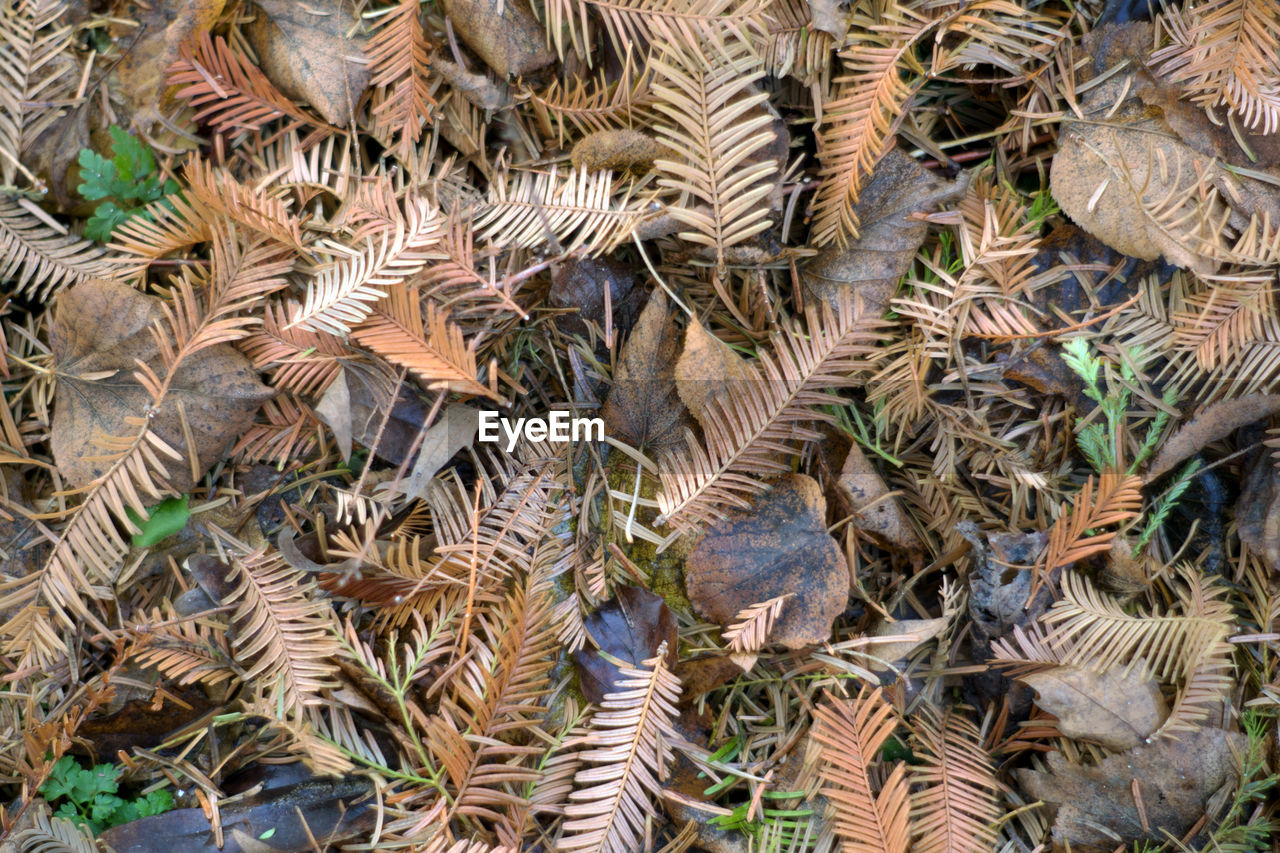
[1020,664,1168,750]
[802,149,963,320]
[51,279,272,492]
[1016,727,1245,852]
[862,617,948,672]
[439,0,553,79]
[674,317,753,428]
[248,0,371,126]
[548,256,645,339]
[313,362,434,465]
[838,442,922,552]
[686,474,848,648]
[574,585,678,704]
[1236,446,1280,573]
[602,290,691,453]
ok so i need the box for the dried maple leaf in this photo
[1015,727,1245,852]
[685,473,847,648]
[51,279,272,491]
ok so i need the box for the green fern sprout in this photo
[77,126,179,242]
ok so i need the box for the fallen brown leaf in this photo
[440,0,553,79]
[602,290,691,453]
[837,442,922,552]
[801,148,963,321]
[573,585,678,704]
[1145,394,1280,482]
[1015,727,1244,852]
[674,317,753,429]
[51,279,272,492]
[249,0,370,126]
[1020,664,1168,750]
[114,0,225,129]
[686,474,847,648]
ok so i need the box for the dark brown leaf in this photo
[549,257,645,339]
[686,474,847,649]
[51,279,272,492]
[603,290,691,453]
[574,585,678,704]
[1145,395,1280,482]
[98,775,376,853]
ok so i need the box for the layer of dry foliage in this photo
[1,0,1280,851]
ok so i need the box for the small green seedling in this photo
[39,756,174,835]
[77,126,179,242]
[125,495,191,547]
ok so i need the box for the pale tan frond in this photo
[349,285,496,399]
[585,0,768,61]
[440,531,564,827]
[908,706,1003,853]
[1043,567,1235,735]
[473,166,647,256]
[230,392,325,465]
[0,197,116,299]
[0,0,77,186]
[1171,271,1270,369]
[183,158,310,254]
[209,530,344,715]
[929,0,1069,82]
[0,422,180,670]
[656,302,883,533]
[239,300,351,396]
[522,53,653,147]
[722,593,790,668]
[419,214,527,321]
[558,649,682,853]
[649,34,778,286]
[128,606,242,688]
[108,192,214,277]
[809,7,932,247]
[290,194,446,335]
[167,31,330,134]
[367,0,435,161]
[1153,0,1280,133]
[760,0,834,86]
[10,808,99,853]
[811,686,910,853]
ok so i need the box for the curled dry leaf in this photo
[1144,394,1280,482]
[51,279,272,492]
[571,129,672,176]
[686,474,848,648]
[573,585,678,704]
[602,290,691,453]
[1020,664,1168,750]
[248,0,371,126]
[439,0,553,79]
[802,149,964,321]
[674,317,753,428]
[1015,727,1245,852]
